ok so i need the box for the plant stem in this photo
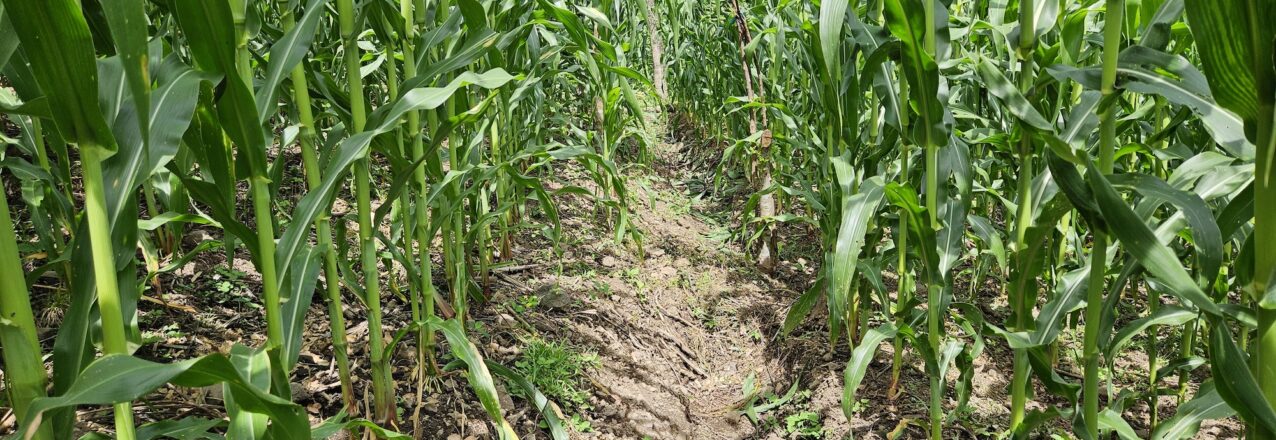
[338,0,393,422]
[1251,56,1276,440]
[251,178,284,345]
[82,145,138,440]
[925,142,942,440]
[890,70,912,401]
[0,177,53,440]
[1083,3,1122,436]
[401,0,438,374]
[284,4,355,414]
[228,0,283,352]
[1009,0,1037,429]
[922,0,944,435]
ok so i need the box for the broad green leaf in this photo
[827,171,886,333]
[782,279,823,336]
[256,0,331,122]
[136,417,224,440]
[487,363,569,440]
[1028,266,1088,347]
[310,412,411,439]
[1182,0,1267,125]
[1138,0,1182,50]
[280,245,322,371]
[1105,305,1195,362]
[435,319,518,440]
[1151,381,1234,440]
[98,0,150,151]
[1111,173,1224,287]
[967,214,1006,272]
[842,323,897,421]
[1084,163,1220,316]
[1098,409,1139,440]
[273,69,514,296]
[975,58,1053,131]
[0,5,16,70]
[226,344,271,439]
[884,0,947,146]
[818,0,850,81]
[23,353,309,440]
[1207,317,1276,434]
[1,0,115,150]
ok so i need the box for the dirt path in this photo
[346,103,1239,438]
[480,106,846,440]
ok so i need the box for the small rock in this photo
[602,256,618,267]
[465,419,490,436]
[649,247,666,258]
[674,257,691,268]
[498,386,515,410]
[183,230,215,247]
[290,383,311,401]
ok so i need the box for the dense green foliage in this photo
[2,0,1275,438]
[0,0,649,438]
[658,0,1274,438]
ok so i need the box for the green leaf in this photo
[488,362,570,440]
[136,417,224,440]
[1150,381,1235,440]
[1105,305,1195,362]
[435,319,518,439]
[1117,47,1254,159]
[1206,317,1276,434]
[1084,163,1220,316]
[257,0,331,122]
[23,353,309,440]
[967,214,1006,272]
[884,0,947,146]
[884,183,940,286]
[1098,409,1139,440]
[280,245,322,371]
[310,412,411,439]
[98,0,150,148]
[782,279,824,337]
[273,69,514,296]
[975,57,1053,131]
[1182,0,1267,125]
[842,323,897,421]
[818,0,850,82]
[1,0,115,150]
[827,171,886,334]
[226,344,272,439]
[172,0,269,177]
[1027,266,1088,347]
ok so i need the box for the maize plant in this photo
[658,0,1275,438]
[1,0,646,438]
[3,0,1276,438]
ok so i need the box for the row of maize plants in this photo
[651,0,1274,437]
[0,0,649,438]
